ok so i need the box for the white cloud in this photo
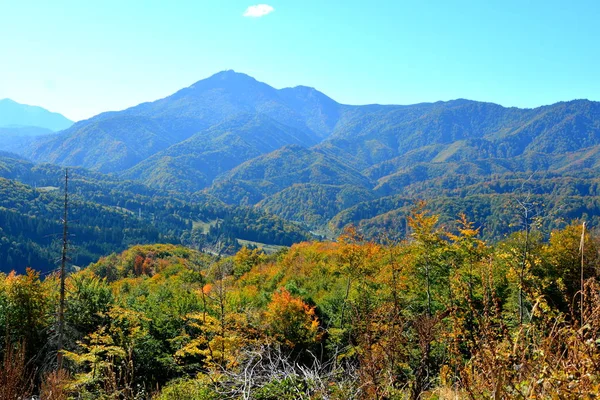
[243,4,275,18]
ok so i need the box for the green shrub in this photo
[155,378,219,400]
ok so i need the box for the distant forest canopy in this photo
[2,149,600,275]
[1,209,599,398]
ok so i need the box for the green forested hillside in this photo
[0,177,165,272]
[27,115,195,172]
[319,100,600,166]
[0,155,313,274]
[207,145,372,204]
[258,183,376,228]
[122,115,319,192]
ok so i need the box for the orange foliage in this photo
[133,255,144,276]
[202,283,212,295]
[264,288,320,347]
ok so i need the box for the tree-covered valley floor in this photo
[2,206,600,399]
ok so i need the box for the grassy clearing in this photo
[192,219,219,233]
[36,186,59,192]
[237,239,286,254]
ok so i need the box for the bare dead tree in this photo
[511,173,542,325]
[57,169,69,369]
[214,344,362,400]
[579,221,586,327]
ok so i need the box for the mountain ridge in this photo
[0,98,73,131]
[11,71,600,236]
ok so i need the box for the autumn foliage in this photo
[264,288,320,347]
[1,217,600,398]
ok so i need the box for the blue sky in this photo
[1,0,599,121]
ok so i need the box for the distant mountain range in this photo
[0,99,73,153]
[0,98,73,131]
[11,71,600,237]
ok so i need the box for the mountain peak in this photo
[212,69,246,77]
[280,85,338,105]
[291,85,318,92]
[189,70,261,90]
[283,85,329,97]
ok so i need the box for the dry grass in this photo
[425,387,468,400]
[0,341,32,400]
[40,368,71,400]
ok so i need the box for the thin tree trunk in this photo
[519,208,529,326]
[57,169,68,369]
[580,221,586,327]
[425,258,432,317]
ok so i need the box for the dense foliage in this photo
[2,208,600,398]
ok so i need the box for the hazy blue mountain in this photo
[319,99,600,170]
[0,126,53,137]
[25,71,340,172]
[0,126,56,153]
[128,70,341,137]
[0,100,70,153]
[28,115,188,172]
[0,98,73,131]
[278,85,341,139]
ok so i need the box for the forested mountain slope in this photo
[207,144,372,205]
[15,72,600,237]
[121,115,320,192]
